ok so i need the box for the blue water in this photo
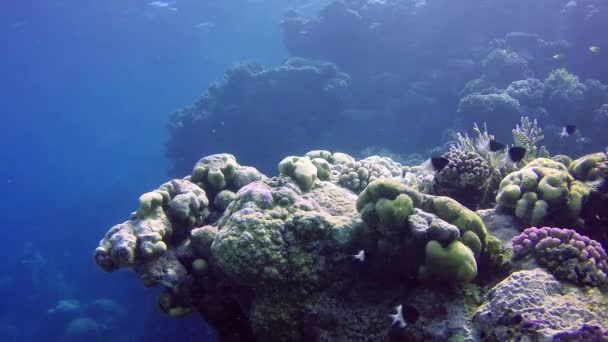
[2,0,608,341]
[1,1,292,340]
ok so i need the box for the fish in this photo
[195,22,215,29]
[576,136,591,145]
[589,46,601,53]
[423,157,449,172]
[389,304,407,328]
[477,139,506,153]
[148,1,177,11]
[505,146,527,164]
[352,250,365,262]
[560,125,577,138]
[553,53,564,60]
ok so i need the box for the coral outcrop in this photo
[94,151,608,341]
[473,268,608,341]
[93,152,511,341]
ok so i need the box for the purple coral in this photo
[512,227,608,286]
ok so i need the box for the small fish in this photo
[389,304,407,328]
[423,157,449,173]
[352,250,365,262]
[148,1,177,11]
[505,146,527,164]
[589,46,601,53]
[195,22,215,29]
[477,139,505,153]
[560,125,577,138]
[553,53,564,60]
[576,136,591,145]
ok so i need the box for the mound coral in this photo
[496,158,588,226]
[336,155,402,194]
[512,227,608,286]
[356,179,491,284]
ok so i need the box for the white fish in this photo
[148,1,178,11]
[389,304,407,328]
[352,250,365,262]
[576,136,591,145]
[195,22,216,29]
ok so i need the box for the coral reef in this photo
[512,227,608,286]
[93,150,608,341]
[93,152,511,341]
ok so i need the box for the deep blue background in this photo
[0,0,295,340]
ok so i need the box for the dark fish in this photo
[489,139,506,152]
[477,139,505,153]
[430,157,449,172]
[508,146,527,163]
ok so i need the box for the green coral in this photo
[496,157,595,225]
[496,184,521,208]
[278,156,318,191]
[279,153,337,191]
[569,152,607,181]
[191,154,238,191]
[375,194,414,231]
[422,240,478,283]
[356,179,406,212]
[305,150,332,161]
[462,231,482,256]
[310,158,331,180]
[568,180,590,221]
[431,196,488,247]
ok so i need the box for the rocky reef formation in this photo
[94,150,608,341]
[165,58,351,176]
[473,268,608,341]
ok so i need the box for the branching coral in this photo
[512,117,550,165]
